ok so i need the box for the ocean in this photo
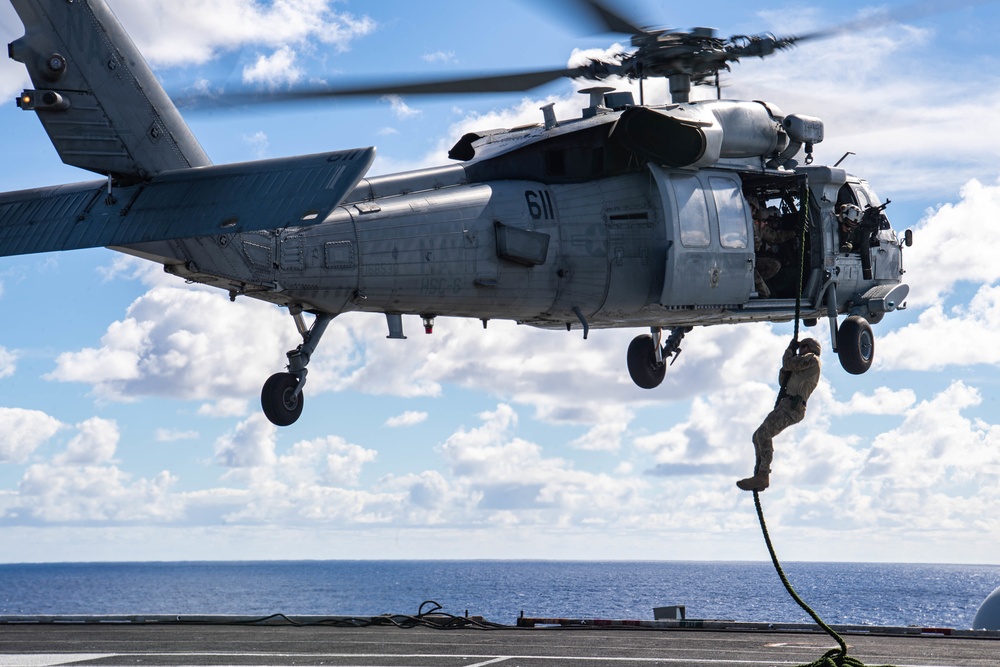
[1,561,998,630]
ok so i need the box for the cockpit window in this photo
[838,181,890,229]
[839,182,874,208]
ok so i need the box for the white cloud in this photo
[421,51,456,64]
[568,43,633,71]
[16,463,181,522]
[242,46,303,88]
[568,406,633,451]
[7,417,181,523]
[0,408,64,464]
[619,370,1000,553]
[0,346,16,378]
[436,404,647,521]
[214,413,277,469]
[277,436,377,487]
[242,130,270,159]
[384,410,427,428]
[880,284,1000,371]
[377,470,471,525]
[636,381,775,477]
[156,428,200,442]
[898,178,1000,307]
[96,254,171,286]
[55,417,119,466]
[860,382,997,490]
[46,283,296,402]
[210,415,394,525]
[175,401,654,530]
[109,0,376,68]
[380,94,421,119]
[198,398,250,418]
[827,386,917,416]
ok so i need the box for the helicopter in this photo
[1,0,912,427]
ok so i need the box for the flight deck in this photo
[1,616,998,667]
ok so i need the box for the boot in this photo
[736,473,769,492]
[754,274,771,298]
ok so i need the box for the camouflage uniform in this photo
[752,216,796,298]
[740,341,821,489]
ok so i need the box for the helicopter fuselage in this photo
[126,99,907,354]
[114,95,911,425]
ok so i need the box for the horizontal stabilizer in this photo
[0,148,375,257]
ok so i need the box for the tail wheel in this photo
[837,315,874,375]
[627,334,667,389]
[261,372,304,426]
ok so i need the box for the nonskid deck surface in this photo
[0,617,998,667]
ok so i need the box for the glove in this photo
[788,340,799,352]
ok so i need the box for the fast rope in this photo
[751,182,896,667]
[791,179,809,342]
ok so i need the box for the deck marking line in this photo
[0,655,114,667]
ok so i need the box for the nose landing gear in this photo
[261,306,334,426]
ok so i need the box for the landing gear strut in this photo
[261,307,334,426]
[627,326,690,389]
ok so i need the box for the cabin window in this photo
[710,177,749,249]
[673,175,711,248]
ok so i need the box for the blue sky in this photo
[1,0,1000,565]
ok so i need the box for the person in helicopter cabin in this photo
[750,199,796,298]
[837,203,863,252]
[736,337,822,492]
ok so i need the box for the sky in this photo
[1,0,1000,567]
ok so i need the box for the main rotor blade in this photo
[790,0,996,44]
[181,67,586,109]
[574,0,650,36]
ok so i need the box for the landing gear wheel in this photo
[261,372,304,426]
[837,315,874,375]
[627,334,667,389]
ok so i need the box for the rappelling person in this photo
[736,337,822,492]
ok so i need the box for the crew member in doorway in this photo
[737,338,822,492]
[752,204,796,298]
[837,203,863,252]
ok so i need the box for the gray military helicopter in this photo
[2,0,911,426]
